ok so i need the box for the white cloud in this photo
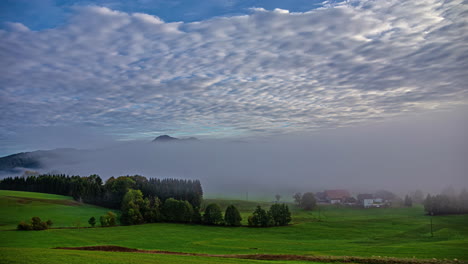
[0,1,467,143]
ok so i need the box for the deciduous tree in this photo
[224,205,242,226]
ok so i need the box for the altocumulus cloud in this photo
[0,0,467,143]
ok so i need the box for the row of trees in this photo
[0,174,203,209]
[120,190,291,227]
[119,189,242,226]
[202,203,242,226]
[424,190,468,215]
[248,204,292,227]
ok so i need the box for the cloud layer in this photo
[1,0,467,151]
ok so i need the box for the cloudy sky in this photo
[1,0,467,156]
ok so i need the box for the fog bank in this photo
[26,108,468,196]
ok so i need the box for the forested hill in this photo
[0,174,203,210]
[0,148,79,173]
[0,152,42,171]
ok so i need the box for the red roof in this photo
[325,189,350,200]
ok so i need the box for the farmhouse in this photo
[357,193,388,208]
[324,189,351,204]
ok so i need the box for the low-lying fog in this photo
[5,108,468,196]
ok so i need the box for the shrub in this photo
[224,205,242,226]
[162,198,193,223]
[17,221,32,231]
[100,215,109,227]
[248,206,273,227]
[88,216,96,227]
[107,211,117,226]
[17,217,52,231]
[203,203,223,225]
[100,211,117,227]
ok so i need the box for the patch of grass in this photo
[1,247,328,264]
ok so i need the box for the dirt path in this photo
[54,245,463,264]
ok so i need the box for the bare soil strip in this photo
[54,245,464,264]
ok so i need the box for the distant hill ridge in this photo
[0,148,78,173]
[152,135,198,142]
[0,135,198,172]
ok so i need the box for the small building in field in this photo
[324,189,351,204]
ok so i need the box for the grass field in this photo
[0,190,117,230]
[1,190,467,263]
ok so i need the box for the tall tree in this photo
[224,205,242,226]
[120,189,145,225]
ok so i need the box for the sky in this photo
[0,0,467,194]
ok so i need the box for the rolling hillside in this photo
[1,190,467,264]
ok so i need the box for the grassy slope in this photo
[1,191,467,263]
[0,190,116,230]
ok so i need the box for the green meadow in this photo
[1,190,467,264]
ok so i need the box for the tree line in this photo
[119,189,291,227]
[424,189,468,215]
[0,174,203,209]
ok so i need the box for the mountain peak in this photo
[152,135,178,142]
[152,135,199,143]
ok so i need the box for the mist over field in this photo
[12,107,464,196]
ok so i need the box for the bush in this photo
[100,215,108,227]
[224,205,242,226]
[100,211,117,227]
[162,198,193,223]
[269,204,291,226]
[88,216,96,227]
[107,211,117,226]
[248,206,273,227]
[17,217,52,231]
[17,221,32,231]
[203,203,223,225]
[142,196,162,223]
